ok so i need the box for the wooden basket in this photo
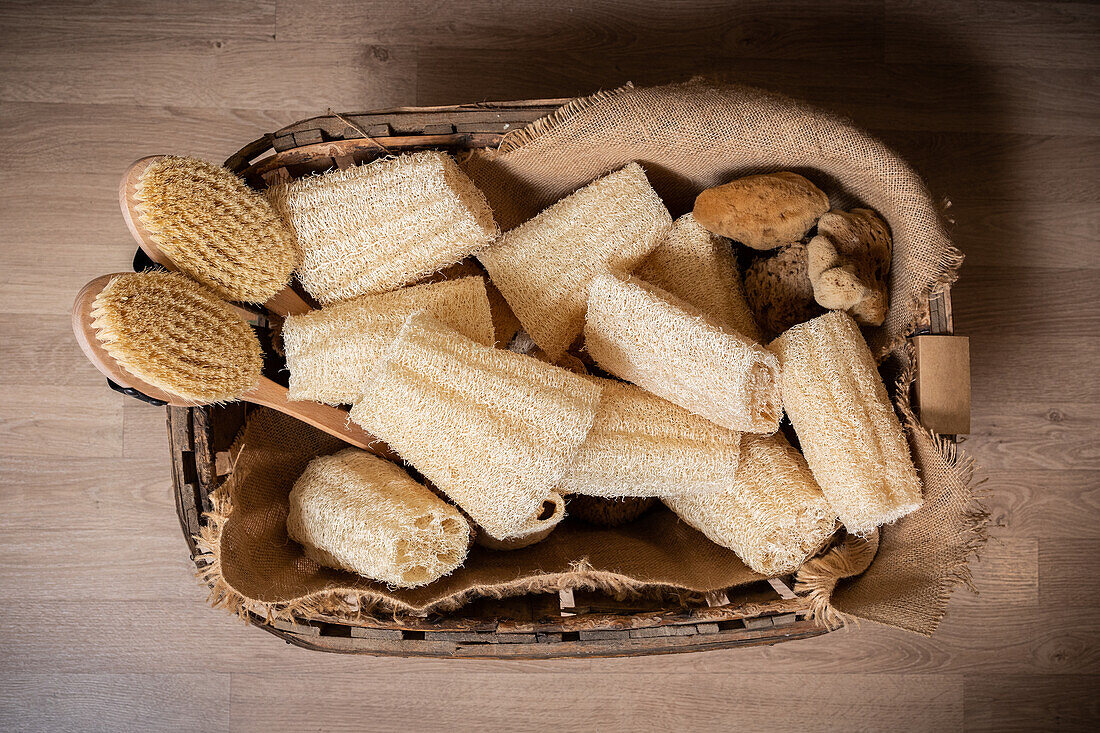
[158,98,965,658]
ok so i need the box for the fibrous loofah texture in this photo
[770,310,923,535]
[267,151,499,305]
[584,273,782,434]
[567,495,656,527]
[559,376,742,498]
[664,433,837,576]
[350,312,603,540]
[91,271,263,403]
[136,156,299,303]
[284,277,494,405]
[286,448,471,587]
[635,213,762,342]
[477,162,671,360]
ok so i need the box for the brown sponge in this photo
[744,242,826,341]
[693,172,829,250]
[807,208,893,326]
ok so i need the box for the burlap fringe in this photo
[496,82,636,154]
[794,532,879,630]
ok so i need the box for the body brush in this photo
[72,271,386,453]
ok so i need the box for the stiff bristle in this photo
[90,271,263,403]
[136,156,299,304]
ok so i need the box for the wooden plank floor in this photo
[0,1,1097,730]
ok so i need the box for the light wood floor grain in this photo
[1,1,1097,731]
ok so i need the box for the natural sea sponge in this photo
[286,448,471,587]
[693,172,829,250]
[635,213,762,342]
[584,273,781,434]
[807,208,893,326]
[477,162,671,360]
[744,242,826,341]
[769,311,923,535]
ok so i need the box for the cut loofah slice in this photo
[567,495,657,527]
[350,312,602,540]
[286,448,471,587]
[584,273,781,434]
[664,433,837,576]
[635,213,762,342]
[90,271,263,403]
[284,277,494,405]
[136,156,299,303]
[559,376,741,498]
[769,310,923,535]
[477,162,671,360]
[267,151,498,305]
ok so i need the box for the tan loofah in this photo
[807,208,893,326]
[477,162,671,360]
[664,433,837,576]
[635,213,762,342]
[770,311,923,535]
[693,171,829,250]
[567,495,656,527]
[584,273,781,434]
[286,448,471,587]
[267,151,499,305]
[283,277,494,405]
[136,156,299,304]
[560,376,741,498]
[91,271,262,403]
[350,312,602,540]
[744,242,826,341]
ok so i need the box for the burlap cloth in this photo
[197,80,987,636]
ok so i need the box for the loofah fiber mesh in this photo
[286,448,471,587]
[559,376,741,498]
[284,276,494,405]
[477,162,671,360]
[267,151,498,305]
[664,433,837,576]
[91,271,262,403]
[136,156,299,304]
[770,311,923,535]
[635,213,762,342]
[350,312,602,540]
[584,273,781,434]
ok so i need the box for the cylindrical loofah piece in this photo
[664,433,837,576]
[635,213,762,342]
[350,312,602,540]
[559,376,741,498]
[284,277,494,405]
[90,271,263,403]
[567,495,656,527]
[136,156,299,303]
[584,273,781,434]
[478,162,671,360]
[286,448,472,587]
[769,310,923,535]
[267,151,499,305]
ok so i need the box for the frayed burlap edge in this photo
[794,531,880,630]
[496,82,636,154]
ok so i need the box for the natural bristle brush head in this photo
[125,155,299,303]
[89,271,264,403]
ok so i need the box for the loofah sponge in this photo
[90,271,262,403]
[584,273,782,434]
[770,311,923,535]
[635,213,762,342]
[567,495,656,527]
[477,162,671,360]
[664,433,837,576]
[350,312,602,540]
[693,171,829,250]
[267,151,499,305]
[135,156,299,303]
[284,277,494,405]
[807,208,893,326]
[560,376,742,498]
[286,448,471,587]
[744,242,826,341]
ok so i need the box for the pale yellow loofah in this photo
[267,151,499,305]
[477,162,671,360]
[283,277,494,405]
[665,433,837,576]
[350,312,602,540]
[584,273,782,434]
[769,310,923,535]
[286,448,471,587]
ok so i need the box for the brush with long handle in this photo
[119,155,312,316]
[72,271,388,454]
